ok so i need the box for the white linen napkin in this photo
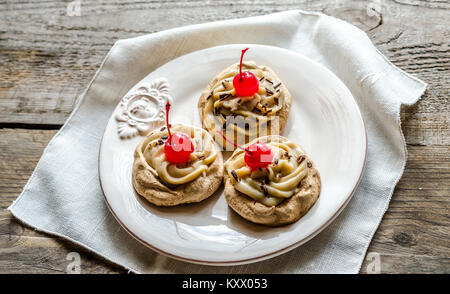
[8,10,426,274]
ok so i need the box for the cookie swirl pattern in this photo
[226,139,308,206]
[200,61,291,140]
[137,125,218,185]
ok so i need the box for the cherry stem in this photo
[239,48,249,82]
[165,101,172,139]
[217,129,252,154]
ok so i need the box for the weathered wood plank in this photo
[0,129,448,273]
[0,129,56,209]
[361,143,450,273]
[0,214,123,273]
[360,253,449,274]
[0,128,124,273]
[0,0,448,145]
[0,0,448,274]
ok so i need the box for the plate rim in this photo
[98,44,368,266]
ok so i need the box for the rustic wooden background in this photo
[0,0,448,274]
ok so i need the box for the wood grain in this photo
[0,211,122,274]
[0,0,449,273]
[0,131,448,273]
[1,1,449,144]
[0,129,123,273]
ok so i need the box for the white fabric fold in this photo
[9,10,426,274]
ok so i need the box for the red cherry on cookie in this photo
[164,133,193,164]
[233,71,259,97]
[244,142,273,171]
[217,130,273,171]
[163,101,193,164]
[233,48,259,97]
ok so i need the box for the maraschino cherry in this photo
[218,130,273,171]
[233,48,259,97]
[163,102,194,164]
[244,142,273,171]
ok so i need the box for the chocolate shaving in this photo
[273,82,282,89]
[161,134,168,140]
[260,184,268,197]
[307,161,313,168]
[160,126,166,131]
[265,88,274,95]
[263,109,272,116]
[157,139,164,146]
[259,76,265,82]
[274,159,279,165]
[297,155,305,165]
[198,155,205,160]
[284,152,292,159]
[265,79,273,84]
[219,93,232,100]
[231,170,239,182]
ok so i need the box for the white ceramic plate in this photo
[99,44,367,265]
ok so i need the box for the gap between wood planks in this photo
[0,123,62,130]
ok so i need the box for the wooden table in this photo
[0,0,448,274]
